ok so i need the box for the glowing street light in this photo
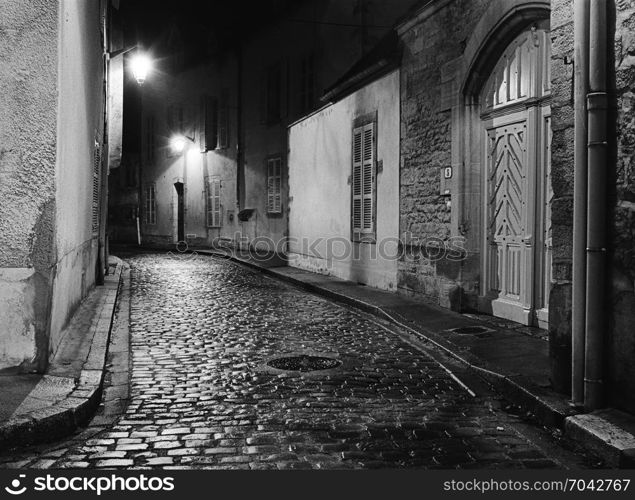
[106,46,153,86]
[170,135,194,154]
[129,53,152,85]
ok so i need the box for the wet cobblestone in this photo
[0,254,590,469]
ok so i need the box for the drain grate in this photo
[267,355,341,372]
[449,326,492,335]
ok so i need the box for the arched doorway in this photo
[477,22,552,328]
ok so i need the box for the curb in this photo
[565,410,635,468]
[0,259,124,449]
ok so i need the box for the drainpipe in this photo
[584,0,608,411]
[572,0,589,407]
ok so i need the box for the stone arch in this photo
[461,0,551,99]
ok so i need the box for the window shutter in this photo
[259,68,267,124]
[144,184,156,225]
[143,185,148,225]
[218,89,230,149]
[267,158,282,213]
[167,105,174,130]
[274,159,282,212]
[199,96,206,152]
[352,127,363,236]
[92,141,102,236]
[267,160,275,213]
[213,178,221,226]
[206,177,222,227]
[205,97,218,151]
[280,58,289,119]
[362,122,374,233]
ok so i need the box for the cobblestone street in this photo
[0,253,596,470]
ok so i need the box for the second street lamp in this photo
[129,53,152,85]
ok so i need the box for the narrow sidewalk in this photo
[0,257,124,450]
[198,247,635,468]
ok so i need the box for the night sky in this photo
[120,0,300,58]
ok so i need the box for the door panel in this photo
[478,25,551,328]
[484,118,532,322]
[487,119,528,299]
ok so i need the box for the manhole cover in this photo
[450,326,492,334]
[267,355,341,372]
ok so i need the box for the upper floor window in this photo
[167,104,184,134]
[145,115,155,163]
[218,89,230,149]
[265,63,282,124]
[200,96,218,152]
[299,52,315,115]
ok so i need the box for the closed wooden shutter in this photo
[167,104,183,133]
[362,123,374,232]
[92,141,102,236]
[144,184,156,225]
[352,128,363,235]
[204,96,218,151]
[198,96,206,152]
[352,122,375,240]
[267,158,282,213]
[207,177,222,227]
[218,89,230,149]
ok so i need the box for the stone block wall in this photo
[397,0,487,308]
[549,0,575,393]
[608,0,635,413]
[550,0,635,412]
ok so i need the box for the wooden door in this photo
[479,25,551,327]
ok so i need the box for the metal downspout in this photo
[584,0,608,411]
[572,0,589,407]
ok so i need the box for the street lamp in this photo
[170,135,195,154]
[129,54,152,85]
[106,45,152,85]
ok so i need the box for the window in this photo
[145,115,156,163]
[92,140,102,236]
[206,177,222,228]
[167,104,183,134]
[144,184,156,225]
[199,96,218,152]
[265,63,281,124]
[218,89,230,149]
[267,157,282,214]
[126,162,137,188]
[299,53,315,114]
[351,121,376,241]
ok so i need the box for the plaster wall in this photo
[0,0,59,368]
[288,70,400,290]
[50,0,106,357]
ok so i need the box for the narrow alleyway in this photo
[0,253,597,469]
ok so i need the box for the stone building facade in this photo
[396,0,635,413]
